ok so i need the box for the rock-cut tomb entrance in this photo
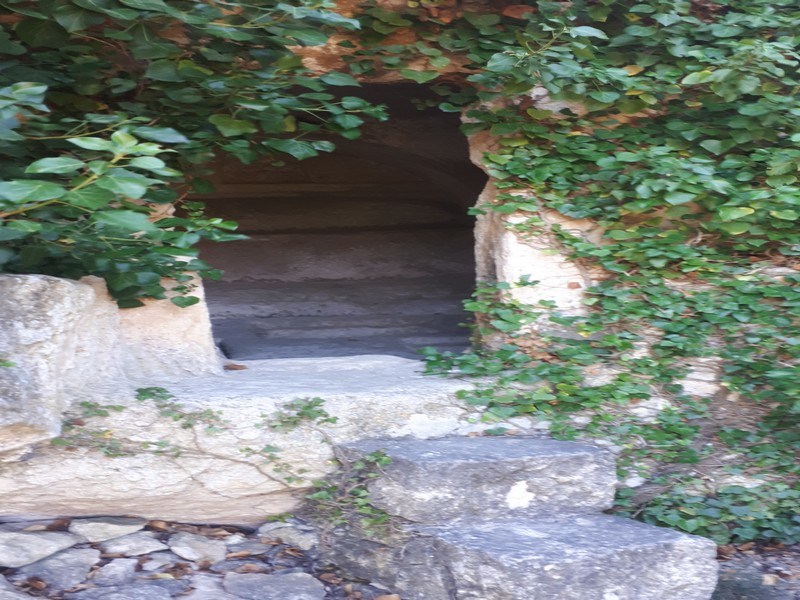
[197,85,488,360]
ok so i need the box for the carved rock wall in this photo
[0,274,221,460]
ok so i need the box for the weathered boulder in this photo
[0,531,83,568]
[325,515,718,600]
[319,436,718,600]
[168,532,227,564]
[339,437,617,522]
[0,356,479,523]
[68,517,147,543]
[0,274,222,461]
[11,548,100,591]
[0,275,127,456]
[222,571,326,600]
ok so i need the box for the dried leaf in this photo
[235,563,268,573]
[224,363,248,371]
[319,572,341,584]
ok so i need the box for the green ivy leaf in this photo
[485,53,516,73]
[665,192,698,205]
[208,114,257,137]
[588,91,620,103]
[129,156,166,171]
[65,186,115,209]
[700,139,735,155]
[118,0,169,10]
[680,70,713,85]
[333,114,364,129]
[25,157,85,174]
[265,139,318,160]
[0,180,66,202]
[92,210,156,232]
[95,175,149,198]
[132,127,189,144]
[15,19,69,48]
[569,26,608,39]
[72,0,139,19]
[53,3,105,31]
[145,60,183,82]
[68,137,114,151]
[769,210,798,221]
[718,206,755,221]
[170,295,200,308]
[398,69,439,84]
[718,222,750,235]
[319,72,360,87]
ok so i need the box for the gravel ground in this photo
[1,516,797,599]
[0,517,397,600]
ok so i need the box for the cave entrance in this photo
[197,85,487,360]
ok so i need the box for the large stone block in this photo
[324,515,719,600]
[0,356,477,523]
[117,278,222,378]
[0,274,222,460]
[339,437,617,522]
[0,275,128,457]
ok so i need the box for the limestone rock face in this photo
[328,516,719,600]
[0,275,127,457]
[0,274,221,462]
[222,572,326,600]
[321,437,718,600]
[117,279,222,378]
[339,437,617,523]
[0,356,477,523]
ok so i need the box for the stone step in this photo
[339,437,617,522]
[214,313,468,337]
[325,514,719,600]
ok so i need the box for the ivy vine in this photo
[1,0,798,543]
[0,0,385,305]
[335,0,800,543]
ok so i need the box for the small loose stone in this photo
[0,532,83,568]
[181,573,243,600]
[12,548,100,591]
[90,558,138,586]
[139,551,181,572]
[169,531,227,564]
[258,524,319,552]
[64,583,173,600]
[100,532,168,556]
[223,571,326,600]
[69,518,147,543]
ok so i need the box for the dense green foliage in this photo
[0,0,384,305]
[355,0,798,543]
[1,0,798,542]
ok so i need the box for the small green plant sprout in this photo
[262,397,338,431]
[240,444,309,486]
[305,450,394,537]
[76,401,127,418]
[51,401,129,456]
[136,386,226,433]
